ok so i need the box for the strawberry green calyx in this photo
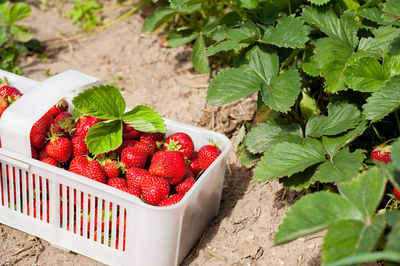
[163,139,182,152]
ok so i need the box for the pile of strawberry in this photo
[0,78,23,127]
[30,100,222,207]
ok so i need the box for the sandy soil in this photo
[0,1,322,265]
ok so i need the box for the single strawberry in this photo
[189,152,202,177]
[121,146,148,169]
[163,132,194,158]
[52,111,75,138]
[149,150,187,185]
[126,167,152,190]
[83,160,107,183]
[0,96,8,117]
[74,116,102,138]
[198,144,221,170]
[71,136,89,157]
[371,145,392,163]
[45,130,73,163]
[102,160,121,179]
[69,156,89,176]
[394,187,400,200]
[107,178,127,189]
[41,157,58,167]
[175,177,195,195]
[140,132,165,142]
[119,186,141,197]
[30,113,53,149]
[157,194,183,207]
[134,140,157,157]
[0,82,22,102]
[140,175,170,206]
[47,99,68,118]
[31,146,39,160]
[107,139,138,157]
[123,123,141,140]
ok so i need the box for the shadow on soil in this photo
[181,164,252,265]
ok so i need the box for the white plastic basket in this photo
[0,70,231,266]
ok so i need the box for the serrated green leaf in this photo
[275,191,363,244]
[325,251,400,266]
[192,35,210,74]
[142,7,175,33]
[0,27,7,47]
[202,17,219,36]
[383,50,400,77]
[358,26,400,57]
[322,120,367,157]
[237,142,259,169]
[10,25,33,42]
[10,3,31,23]
[209,20,260,42]
[358,7,387,25]
[254,138,326,182]
[302,7,359,48]
[362,76,400,122]
[244,121,303,154]
[85,120,122,155]
[307,0,331,5]
[312,148,365,183]
[238,0,259,9]
[207,67,261,106]
[167,29,199,48]
[259,4,278,24]
[382,0,400,24]
[343,55,388,92]
[280,164,318,192]
[72,84,126,120]
[170,0,202,13]
[302,51,320,77]
[306,101,361,137]
[122,105,166,133]
[338,167,386,217]
[246,45,279,85]
[322,215,386,264]
[261,70,301,113]
[262,15,310,49]
[206,39,244,56]
[342,0,360,10]
[314,37,353,93]
[300,91,318,120]
[387,221,400,252]
[0,5,10,26]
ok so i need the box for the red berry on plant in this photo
[371,145,392,163]
[394,187,400,200]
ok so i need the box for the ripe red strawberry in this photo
[140,175,170,206]
[149,151,187,185]
[134,140,157,157]
[189,152,202,177]
[121,146,148,169]
[83,160,107,183]
[163,132,194,158]
[45,133,73,163]
[102,160,121,179]
[119,186,141,197]
[69,156,89,176]
[394,187,400,200]
[74,116,102,138]
[126,167,152,189]
[107,139,138,157]
[31,146,39,159]
[41,157,58,167]
[52,111,75,138]
[0,96,8,117]
[123,123,141,140]
[140,132,165,142]
[30,113,53,149]
[39,149,50,160]
[47,99,68,118]
[198,144,222,170]
[157,194,183,207]
[175,177,195,195]
[0,83,22,102]
[71,136,89,157]
[371,145,392,163]
[107,178,127,189]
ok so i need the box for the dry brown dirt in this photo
[0,1,322,265]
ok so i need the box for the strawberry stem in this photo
[371,124,384,142]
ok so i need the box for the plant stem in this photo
[372,124,384,142]
[288,0,292,15]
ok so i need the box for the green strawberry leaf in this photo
[260,70,302,113]
[10,25,33,42]
[382,0,400,25]
[343,54,389,92]
[280,164,318,192]
[246,45,279,85]
[0,5,10,26]
[358,26,400,58]
[85,120,123,155]
[207,67,262,106]
[387,221,400,253]
[167,29,199,48]
[72,84,126,120]
[9,3,31,23]
[122,105,166,133]
[244,121,303,154]
[254,138,326,182]
[300,90,319,120]
[238,0,259,10]
[306,101,361,137]
[192,35,210,74]
[322,120,368,158]
[383,49,400,77]
[142,7,176,33]
[209,21,260,42]
[0,27,8,47]
[391,139,400,172]
[275,191,363,245]
[261,14,311,49]
[358,7,387,25]
[337,167,386,218]
[362,76,400,122]
[322,216,386,264]
[325,251,400,266]
[307,0,331,6]
[302,51,320,77]
[312,148,365,183]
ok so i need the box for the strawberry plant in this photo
[64,0,102,31]
[0,2,38,73]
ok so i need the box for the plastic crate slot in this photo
[7,165,15,209]
[0,163,5,206]
[88,196,96,241]
[21,170,28,215]
[103,200,110,246]
[117,208,126,251]
[61,184,68,229]
[68,185,74,233]
[96,199,103,244]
